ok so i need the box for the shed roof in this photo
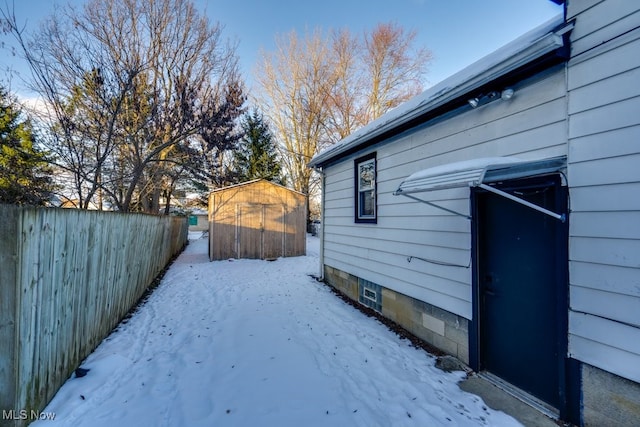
[309,14,572,168]
[210,179,306,197]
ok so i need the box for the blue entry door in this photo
[476,176,567,409]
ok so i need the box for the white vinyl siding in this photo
[322,69,567,320]
[567,0,640,383]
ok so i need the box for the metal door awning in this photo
[393,156,567,221]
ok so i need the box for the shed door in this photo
[476,176,567,409]
[262,205,285,259]
[237,204,285,259]
[238,204,263,259]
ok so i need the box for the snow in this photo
[33,233,520,427]
[398,157,522,186]
[394,157,525,194]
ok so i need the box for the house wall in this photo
[209,180,306,260]
[566,1,640,424]
[189,214,209,232]
[321,67,568,360]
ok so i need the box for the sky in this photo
[1,0,563,97]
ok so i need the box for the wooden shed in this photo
[208,179,306,261]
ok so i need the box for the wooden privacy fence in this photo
[0,205,187,425]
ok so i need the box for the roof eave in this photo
[309,18,572,169]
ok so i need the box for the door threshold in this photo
[478,372,559,420]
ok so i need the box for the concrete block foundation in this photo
[323,265,469,364]
[581,362,640,427]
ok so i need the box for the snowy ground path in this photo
[34,234,520,427]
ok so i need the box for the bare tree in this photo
[363,22,431,122]
[2,0,244,212]
[255,22,431,222]
[1,3,138,209]
[324,28,364,140]
[255,29,335,221]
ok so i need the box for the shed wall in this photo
[567,0,640,384]
[322,68,567,320]
[209,181,306,260]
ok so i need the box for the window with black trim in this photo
[354,152,377,223]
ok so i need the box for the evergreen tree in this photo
[0,87,56,205]
[233,108,283,184]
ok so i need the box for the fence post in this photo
[0,205,20,422]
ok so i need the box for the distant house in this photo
[188,208,209,232]
[208,179,306,261]
[309,2,640,426]
[59,197,99,210]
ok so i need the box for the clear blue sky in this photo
[2,0,562,95]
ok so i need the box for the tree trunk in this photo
[163,189,172,215]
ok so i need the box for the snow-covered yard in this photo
[34,233,519,427]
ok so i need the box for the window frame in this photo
[354,152,377,223]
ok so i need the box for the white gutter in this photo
[318,170,325,279]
